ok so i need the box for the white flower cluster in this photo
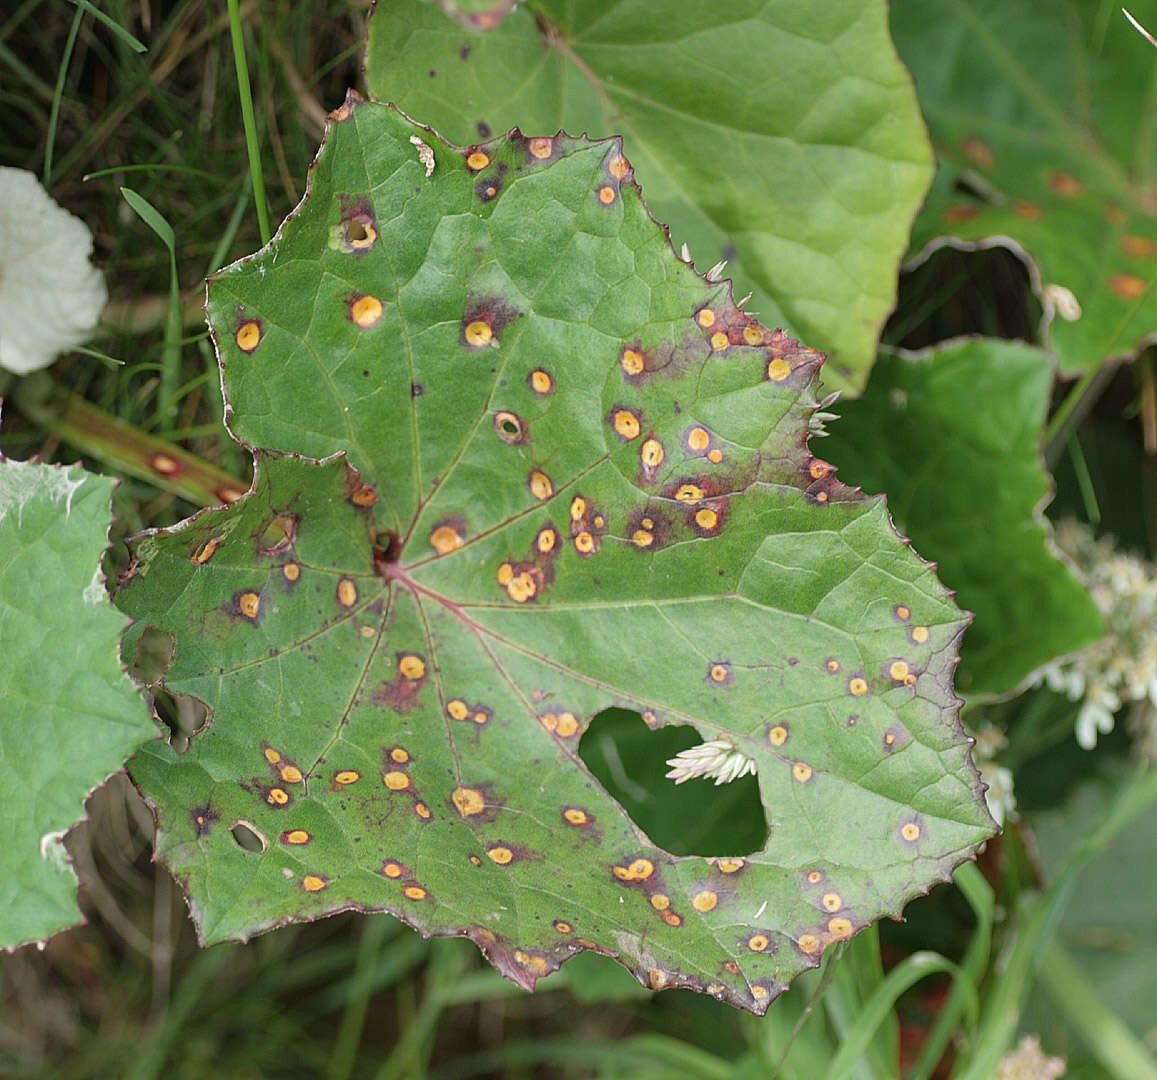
[1040,519,1157,753]
[971,725,1016,828]
[996,1034,1066,1080]
[665,739,756,786]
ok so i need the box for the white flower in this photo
[1075,700,1115,750]
[666,739,756,786]
[0,167,106,374]
[996,1034,1066,1080]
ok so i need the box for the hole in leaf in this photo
[130,626,211,752]
[346,219,367,242]
[578,708,766,857]
[229,820,267,853]
[259,513,297,554]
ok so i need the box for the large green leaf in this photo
[894,0,1157,373]
[364,0,934,392]
[0,458,153,948]
[823,339,1103,699]
[115,95,993,1011]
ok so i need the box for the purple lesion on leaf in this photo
[329,195,377,254]
[461,295,521,349]
[190,803,219,838]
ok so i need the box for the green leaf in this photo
[893,0,1157,373]
[823,339,1104,698]
[365,0,934,392]
[114,96,994,1011]
[0,458,153,948]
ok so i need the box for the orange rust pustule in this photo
[190,804,219,838]
[460,295,522,348]
[227,589,264,623]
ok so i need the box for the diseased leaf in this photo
[365,0,934,391]
[824,339,1104,698]
[425,0,520,31]
[894,0,1157,373]
[115,95,994,1011]
[0,458,153,948]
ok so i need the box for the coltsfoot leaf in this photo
[115,95,994,1011]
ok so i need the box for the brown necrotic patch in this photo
[625,506,670,551]
[190,804,219,838]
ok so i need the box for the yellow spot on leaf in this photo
[613,409,640,439]
[640,438,664,470]
[528,470,553,500]
[563,807,589,826]
[494,411,523,442]
[487,846,514,865]
[620,347,644,375]
[284,830,310,845]
[553,920,573,933]
[398,654,426,680]
[798,934,820,954]
[695,507,718,531]
[453,787,486,817]
[414,802,431,820]
[697,308,716,329]
[383,771,410,791]
[709,663,730,684]
[686,427,711,452]
[848,677,869,696]
[743,325,763,346]
[707,448,723,464]
[663,911,683,927]
[279,764,303,784]
[826,659,840,673]
[267,787,289,806]
[264,747,282,765]
[822,892,842,912]
[235,321,261,352]
[650,893,670,911]
[191,537,220,565]
[608,155,629,179]
[555,712,579,737]
[430,525,462,554]
[829,917,853,939]
[390,747,410,763]
[497,563,513,586]
[239,591,261,619]
[911,626,930,645]
[768,725,788,747]
[807,870,823,884]
[528,137,552,159]
[633,529,654,548]
[530,368,553,394]
[767,356,791,381]
[676,484,704,503]
[302,874,328,892]
[717,858,744,873]
[574,531,596,555]
[382,861,404,878]
[792,762,813,783]
[447,699,469,721]
[710,331,730,350]
[597,185,617,205]
[536,527,557,555]
[350,295,383,328]
[403,885,427,900]
[748,933,769,952]
[692,891,718,912]
[466,150,490,170]
[337,578,358,607]
[335,770,360,785]
[901,822,921,843]
[282,562,301,582]
[895,605,911,621]
[506,570,538,603]
[889,661,910,682]
[465,320,493,347]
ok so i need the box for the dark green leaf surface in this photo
[117,96,993,1011]
[824,339,1103,698]
[0,459,153,948]
[894,0,1157,373]
[365,0,934,392]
